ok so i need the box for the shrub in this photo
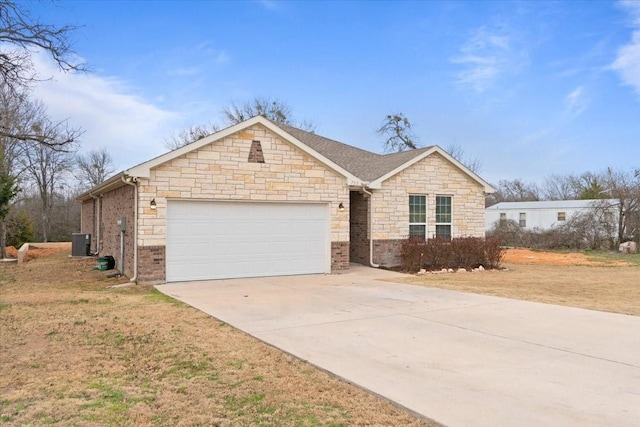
[399,236,505,273]
[400,237,426,272]
[487,213,616,251]
[484,236,504,269]
[6,209,34,248]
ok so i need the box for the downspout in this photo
[88,192,101,254]
[361,186,380,268]
[122,176,138,283]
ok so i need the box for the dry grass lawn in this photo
[0,250,432,426]
[402,249,640,316]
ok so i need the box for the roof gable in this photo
[270,121,494,192]
[81,115,495,197]
[125,116,361,185]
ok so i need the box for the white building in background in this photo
[485,199,619,232]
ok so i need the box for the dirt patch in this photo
[0,251,432,426]
[5,243,71,263]
[402,250,640,316]
[502,248,630,266]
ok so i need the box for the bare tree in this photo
[0,1,84,149]
[446,143,482,174]
[0,0,83,93]
[221,97,315,132]
[19,120,76,242]
[377,113,418,152]
[0,84,47,256]
[163,123,219,151]
[0,172,18,256]
[76,147,115,188]
[542,174,580,200]
[491,179,541,203]
[599,167,640,244]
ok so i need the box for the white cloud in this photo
[610,1,640,97]
[565,86,589,117]
[451,25,522,93]
[257,0,279,10]
[195,41,230,64]
[167,67,202,77]
[31,51,182,171]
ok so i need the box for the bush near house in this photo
[400,236,504,273]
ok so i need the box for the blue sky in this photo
[31,0,640,185]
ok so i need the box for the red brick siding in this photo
[372,239,403,267]
[80,199,96,252]
[331,241,349,271]
[137,245,165,284]
[349,191,369,265]
[98,185,135,278]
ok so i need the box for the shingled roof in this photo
[270,121,434,182]
[79,115,494,200]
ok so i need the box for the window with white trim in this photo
[409,195,426,239]
[519,212,526,227]
[557,212,566,221]
[435,195,452,240]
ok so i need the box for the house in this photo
[78,116,494,284]
[485,199,620,232]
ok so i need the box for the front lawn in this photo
[0,250,431,426]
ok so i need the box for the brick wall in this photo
[349,191,369,265]
[372,239,403,267]
[135,123,350,282]
[80,199,96,252]
[138,246,165,284]
[331,241,349,270]
[98,185,135,278]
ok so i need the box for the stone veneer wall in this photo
[135,123,350,283]
[370,152,486,266]
[349,191,369,265]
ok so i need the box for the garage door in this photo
[166,201,330,282]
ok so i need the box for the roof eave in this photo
[76,172,127,201]
[367,146,496,193]
[125,117,267,178]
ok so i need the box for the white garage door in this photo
[166,201,330,282]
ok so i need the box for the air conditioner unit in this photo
[71,233,91,257]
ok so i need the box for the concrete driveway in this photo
[157,265,640,427]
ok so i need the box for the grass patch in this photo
[0,251,432,426]
[404,249,640,315]
[583,250,640,266]
[145,288,183,305]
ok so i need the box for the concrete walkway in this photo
[157,266,640,427]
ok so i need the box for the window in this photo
[557,212,566,221]
[519,212,526,228]
[499,212,507,224]
[409,195,426,238]
[435,195,452,240]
